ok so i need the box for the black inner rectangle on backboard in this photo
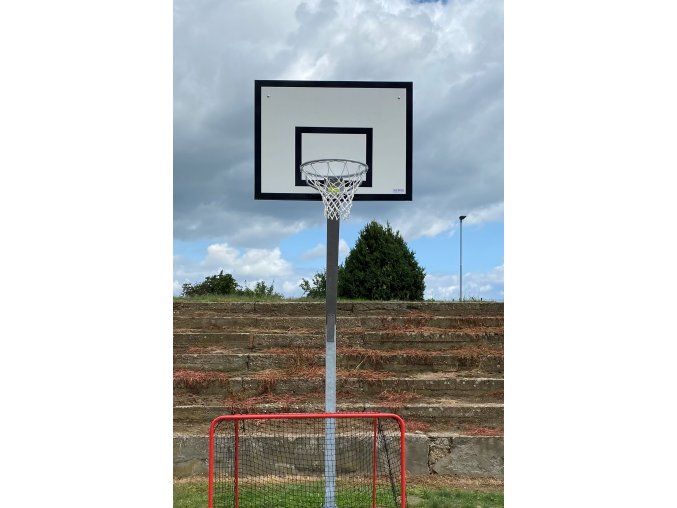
[295,127,373,188]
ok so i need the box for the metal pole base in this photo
[324,218,340,508]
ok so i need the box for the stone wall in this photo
[174,433,504,479]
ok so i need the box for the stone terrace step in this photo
[173,400,504,435]
[174,329,504,351]
[174,301,504,318]
[173,301,505,480]
[174,350,503,375]
[174,374,503,400]
[174,315,504,332]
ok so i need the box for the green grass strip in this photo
[174,480,503,508]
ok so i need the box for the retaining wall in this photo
[174,433,503,479]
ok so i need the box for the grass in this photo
[461,425,504,437]
[250,366,397,384]
[173,370,229,389]
[173,294,285,302]
[174,481,208,508]
[174,295,499,303]
[173,479,504,507]
[173,295,407,303]
[407,486,504,507]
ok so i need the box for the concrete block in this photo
[405,434,430,475]
[428,436,452,467]
[431,436,503,478]
[174,435,208,478]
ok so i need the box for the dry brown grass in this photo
[264,347,323,367]
[408,475,503,491]
[377,389,421,411]
[219,385,437,419]
[251,366,395,383]
[295,366,326,379]
[339,347,387,368]
[252,369,291,393]
[262,346,502,369]
[263,346,443,365]
[184,346,233,354]
[343,368,394,380]
[225,392,311,414]
[338,347,443,368]
[453,346,504,358]
[247,367,324,395]
[173,370,229,389]
[368,325,505,335]
[462,425,504,437]
[379,311,433,331]
[404,419,432,432]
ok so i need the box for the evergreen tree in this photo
[338,221,425,300]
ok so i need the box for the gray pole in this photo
[459,215,466,301]
[324,217,339,508]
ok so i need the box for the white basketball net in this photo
[300,159,368,220]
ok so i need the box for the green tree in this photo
[299,271,326,298]
[338,221,425,301]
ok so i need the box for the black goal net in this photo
[209,413,406,508]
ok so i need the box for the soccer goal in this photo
[209,412,406,508]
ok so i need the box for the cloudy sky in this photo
[174,0,504,300]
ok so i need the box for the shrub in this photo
[181,270,238,296]
[239,280,281,298]
[338,221,425,301]
[181,271,282,299]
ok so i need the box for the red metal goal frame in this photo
[209,412,406,508]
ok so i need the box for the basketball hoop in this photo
[300,159,368,220]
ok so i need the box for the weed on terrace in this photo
[378,389,422,411]
[462,425,504,437]
[402,419,432,432]
[173,370,229,389]
[225,393,310,414]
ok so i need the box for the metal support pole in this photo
[459,215,466,302]
[324,217,340,508]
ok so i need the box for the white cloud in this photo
[301,243,325,260]
[173,242,295,295]
[389,201,504,241]
[301,238,350,259]
[425,264,504,301]
[339,238,350,257]
[463,202,504,225]
[173,201,310,246]
[203,243,293,277]
[173,279,183,295]
[282,279,303,294]
[390,211,454,240]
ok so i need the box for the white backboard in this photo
[255,80,412,201]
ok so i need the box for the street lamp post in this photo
[459,215,466,301]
